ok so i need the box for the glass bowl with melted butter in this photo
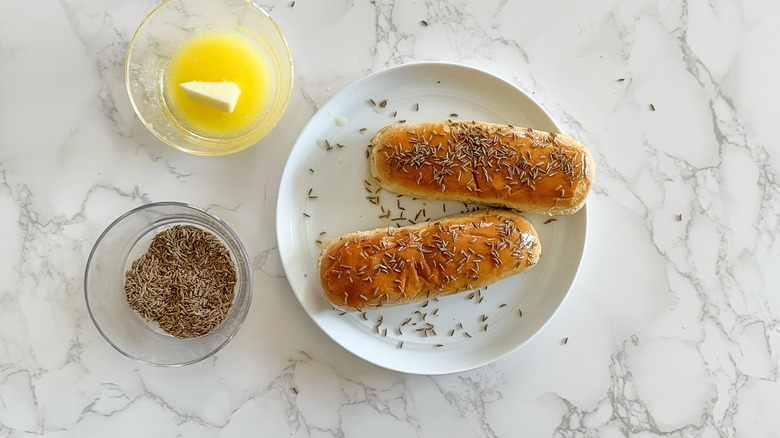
[126,0,293,155]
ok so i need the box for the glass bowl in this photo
[125,0,294,156]
[84,202,253,366]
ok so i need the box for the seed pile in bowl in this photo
[124,225,237,338]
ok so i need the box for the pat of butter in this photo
[179,81,241,113]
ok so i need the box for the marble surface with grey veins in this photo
[1,0,779,436]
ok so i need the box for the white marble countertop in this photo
[2,0,778,436]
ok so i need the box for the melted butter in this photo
[163,27,275,138]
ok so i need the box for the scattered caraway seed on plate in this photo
[421,20,428,26]
[544,218,557,224]
[563,337,569,345]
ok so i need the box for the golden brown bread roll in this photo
[318,208,540,311]
[369,120,594,216]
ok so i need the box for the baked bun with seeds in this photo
[318,208,540,311]
[369,120,594,216]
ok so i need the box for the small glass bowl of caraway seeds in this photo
[85,202,252,366]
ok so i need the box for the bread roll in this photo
[318,208,540,311]
[369,120,594,216]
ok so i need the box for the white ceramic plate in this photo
[277,62,587,375]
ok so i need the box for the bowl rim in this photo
[84,201,253,366]
[124,0,295,156]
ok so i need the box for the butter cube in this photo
[179,81,241,113]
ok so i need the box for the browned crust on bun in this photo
[318,209,541,311]
[369,120,594,216]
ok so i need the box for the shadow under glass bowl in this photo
[125,0,294,156]
[84,202,253,366]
